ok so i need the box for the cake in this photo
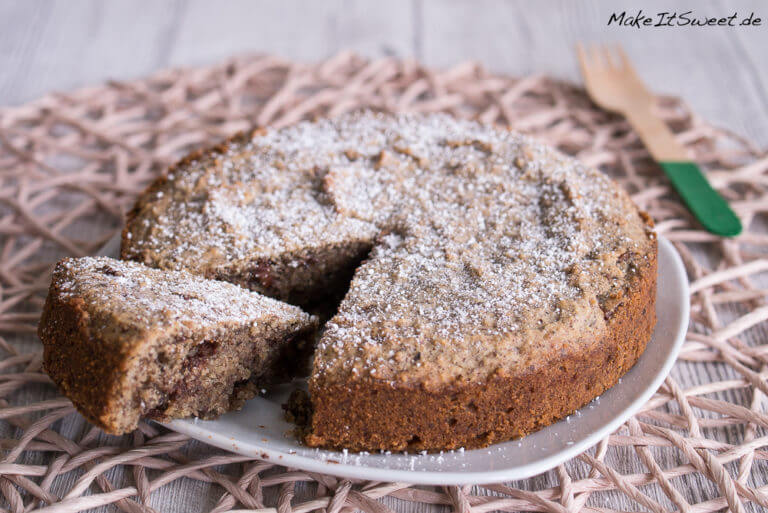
[39,256,317,435]
[121,112,657,451]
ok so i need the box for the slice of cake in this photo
[38,256,317,435]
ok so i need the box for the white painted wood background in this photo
[2,1,768,512]
[2,0,768,146]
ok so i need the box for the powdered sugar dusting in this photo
[53,257,315,331]
[123,112,654,384]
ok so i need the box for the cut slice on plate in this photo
[38,256,317,434]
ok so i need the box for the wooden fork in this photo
[576,43,741,237]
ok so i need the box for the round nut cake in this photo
[122,112,657,452]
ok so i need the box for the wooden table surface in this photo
[2,1,767,512]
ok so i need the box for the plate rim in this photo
[101,234,689,484]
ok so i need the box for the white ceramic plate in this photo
[100,235,688,485]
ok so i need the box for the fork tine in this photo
[616,45,649,90]
[602,44,622,71]
[614,44,640,76]
[576,42,592,76]
[589,44,605,69]
[604,44,621,70]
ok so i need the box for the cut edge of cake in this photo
[38,256,318,435]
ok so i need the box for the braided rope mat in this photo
[1,52,767,513]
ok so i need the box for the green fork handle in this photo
[660,161,742,237]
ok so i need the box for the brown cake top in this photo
[309,113,654,386]
[123,112,655,387]
[121,122,380,273]
[50,257,316,333]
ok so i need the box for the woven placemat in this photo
[1,52,767,513]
